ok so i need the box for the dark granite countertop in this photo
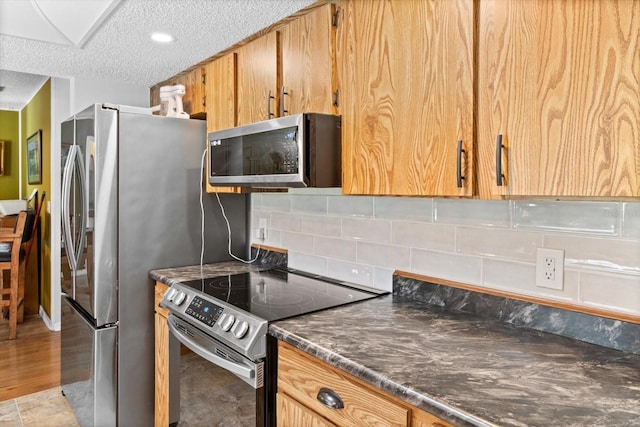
[151,262,640,427]
[150,261,264,286]
[269,293,640,427]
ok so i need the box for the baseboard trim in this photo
[39,306,60,331]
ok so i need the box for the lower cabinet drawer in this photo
[277,392,337,427]
[278,342,409,427]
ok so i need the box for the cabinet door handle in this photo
[495,134,505,186]
[456,139,465,188]
[280,86,289,116]
[267,90,275,119]
[316,387,344,410]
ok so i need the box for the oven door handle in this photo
[167,316,258,387]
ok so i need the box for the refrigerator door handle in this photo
[75,146,88,271]
[62,145,78,272]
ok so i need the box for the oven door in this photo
[167,314,266,426]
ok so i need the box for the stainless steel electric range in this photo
[160,267,387,426]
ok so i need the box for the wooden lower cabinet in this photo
[154,282,170,427]
[277,393,337,427]
[277,341,452,427]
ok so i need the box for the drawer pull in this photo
[316,387,344,410]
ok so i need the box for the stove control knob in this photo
[232,321,249,339]
[164,288,177,302]
[220,314,235,332]
[174,291,186,306]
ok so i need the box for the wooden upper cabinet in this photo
[205,52,243,194]
[236,32,279,125]
[280,3,337,116]
[339,0,474,196]
[150,86,160,111]
[477,0,640,198]
[205,52,237,133]
[172,68,206,117]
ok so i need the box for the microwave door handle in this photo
[167,317,256,384]
[62,146,78,272]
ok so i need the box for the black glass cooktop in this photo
[178,268,386,322]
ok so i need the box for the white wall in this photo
[71,76,149,113]
[251,189,640,317]
[47,76,149,330]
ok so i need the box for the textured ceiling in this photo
[0,0,316,111]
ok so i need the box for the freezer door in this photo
[61,296,116,427]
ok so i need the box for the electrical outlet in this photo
[257,218,268,240]
[535,248,564,290]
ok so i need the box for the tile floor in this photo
[0,387,79,427]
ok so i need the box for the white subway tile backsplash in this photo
[291,194,328,214]
[288,251,327,276]
[357,242,410,270]
[314,236,356,261]
[482,258,579,302]
[374,197,434,222]
[411,249,482,284]
[622,203,640,239]
[342,218,391,243]
[328,195,374,217]
[326,259,374,287]
[250,194,263,209]
[256,229,281,248]
[250,193,639,316]
[392,221,455,251]
[269,212,302,232]
[545,234,640,273]
[373,267,394,291]
[513,201,619,235]
[300,214,342,237]
[260,193,291,212]
[580,272,640,315]
[456,227,542,261]
[289,187,342,196]
[435,199,511,227]
[280,231,314,253]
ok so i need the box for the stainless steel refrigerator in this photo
[60,103,248,426]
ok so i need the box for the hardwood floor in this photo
[0,315,60,402]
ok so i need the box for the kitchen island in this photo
[151,262,640,426]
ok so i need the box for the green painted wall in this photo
[21,79,52,317]
[0,110,20,199]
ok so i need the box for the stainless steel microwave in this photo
[207,113,341,188]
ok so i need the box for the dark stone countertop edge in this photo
[269,324,496,427]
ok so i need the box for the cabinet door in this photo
[281,3,336,116]
[277,393,337,427]
[204,53,244,194]
[237,32,279,125]
[340,0,474,196]
[477,0,640,198]
[150,86,160,111]
[205,53,237,133]
[173,68,206,117]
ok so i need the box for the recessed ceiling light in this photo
[151,32,175,43]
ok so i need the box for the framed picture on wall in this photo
[0,140,5,176]
[27,130,42,184]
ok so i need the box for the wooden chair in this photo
[0,210,28,340]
